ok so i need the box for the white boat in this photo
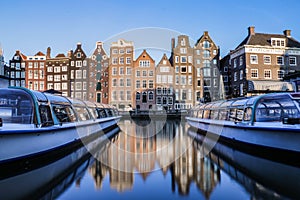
[186,93,300,154]
[0,87,121,164]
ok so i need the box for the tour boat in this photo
[186,92,300,154]
[0,87,121,164]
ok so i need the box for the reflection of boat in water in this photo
[188,127,300,199]
[0,87,121,164]
[0,126,120,200]
[186,93,300,154]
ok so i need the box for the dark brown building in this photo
[9,50,26,87]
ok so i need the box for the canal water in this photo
[1,119,300,199]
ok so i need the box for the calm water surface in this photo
[2,119,300,199]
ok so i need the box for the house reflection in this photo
[88,120,220,197]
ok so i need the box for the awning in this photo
[248,80,294,92]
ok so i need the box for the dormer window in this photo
[271,38,285,47]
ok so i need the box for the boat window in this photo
[88,107,98,119]
[229,109,236,122]
[0,93,34,124]
[211,110,219,120]
[74,106,91,121]
[97,108,107,118]
[203,109,210,119]
[236,108,244,121]
[243,107,252,121]
[107,109,114,117]
[219,109,228,120]
[39,105,54,126]
[52,105,77,123]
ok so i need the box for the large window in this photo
[289,57,297,66]
[277,56,284,65]
[264,55,271,64]
[203,41,210,48]
[203,50,210,58]
[277,70,284,79]
[251,69,258,78]
[264,70,271,79]
[250,55,258,64]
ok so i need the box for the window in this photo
[213,59,217,65]
[76,70,82,79]
[188,56,192,63]
[142,80,147,88]
[264,55,271,64]
[271,38,285,47]
[112,78,117,87]
[157,87,162,95]
[175,66,179,73]
[62,66,67,71]
[149,91,154,101]
[181,76,186,85]
[204,79,211,87]
[240,70,243,80]
[83,70,86,79]
[188,66,192,73]
[119,78,124,86]
[234,72,237,81]
[203,60,210,67]
[112,49,118,54]
[239,56,243,66]
[47,67,53,72]
[112,91,117,101]
[175,56,179,63]
[197,68,201,77]
[277,56,284,65]
[203,68,211,77]
[203,41,210,48]
[149,70,154,77]
[76,61,82,67]
[75,82,82,90]
[119,57,124,64]
[126,78,131,87]
[126,57,131,64]
[264,70,271,79]
[181,56,187,63]
[54,75,60,81]
[188,76,192,85]
[126,67,132,75]
[168,75,173,83]
[181,66,187,73]
[223,76,228,82]
[156,97,161,105]
[126,48,132,54]
[213,50,217,55]
[234,59,237,68]
[119,49,125,54]
[112,57,118,65]
[28,70,32,79]
[203,50,210,58]
[120,91,124,100]
[149,80,154,88]
[251,69,258,78]
[250,55,258,64]
[224,66,228,72]
[289,57,297,66]
[197,79,201,87]
[196,50,200,55]
[136,70,140,77]
[127,91,131,101]
[136,80,140,89]
[112,67,117,75]
[119,67,124,75]
[47,75,53,81]
[142,70,147,77]
[278,70,284,79]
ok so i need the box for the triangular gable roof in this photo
[35,51,45,56]
[195,31,217,49]
[135,49,155,62]
[157,53,172,67]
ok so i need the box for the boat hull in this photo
[186,116,300,154]
[0,116,121,164]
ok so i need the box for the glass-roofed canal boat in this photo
[186,93,300,155]
[0,87,121,164]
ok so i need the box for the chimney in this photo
[77,42,82,48]
[46,47,51,59]
[248,26,255,35]
[68,50,73,58]
[16,50,20,54]
[283,30,291,37]
[204,31,209,36]
[171,38,175,49]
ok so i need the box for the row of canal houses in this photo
[1,26,300,111]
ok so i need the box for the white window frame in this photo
[250,55,258,64]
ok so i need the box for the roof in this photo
[135,49,155,62]
[55,53,66,58]
[235,32,300,49]
[35,51,45,56]
[157,53,172,67]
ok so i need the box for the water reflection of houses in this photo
[88,120,220,197]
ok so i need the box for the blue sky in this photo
[1,0,300,61]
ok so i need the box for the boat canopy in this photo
[190,93,300,124]
[0,87,118,127]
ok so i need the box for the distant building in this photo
[194,31,221,102]
[109,39,134,111]
[46,48,71,96]
[70,43,89,100]
[220,54,232,99]
[229,26,299,97]
[155,53,175,111]
[171,35,194,109]
[9,50,26,87]
[26,51,46,91]
[89,42,109,103]
[0,46,9,88]
[133,50,156,110]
